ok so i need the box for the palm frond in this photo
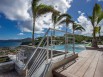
[75,26,85,31]
[92,3,102,25]
[88,16,94,26]
[58,19,66,25]
[36,4,58,17]
[94,26,100,34]
[32,0,40,7]
[73,23,85,31]
[52,11,60,24]
[93,4,102,17]
[97,12,103,24]
[57,13,72,22]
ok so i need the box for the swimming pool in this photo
[49,44,86,53]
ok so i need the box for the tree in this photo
[32,0,58,45]
[58,13,73,55]
[72,23,85,54]
[94,26,101,43]
[51,11,60,47]
[88,3,103,47]
[52,12,60,34]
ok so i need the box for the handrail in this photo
[23,28,75,77]
[23,28,50,70]
[50,28,73,34]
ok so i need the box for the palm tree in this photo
[32,0,58,45]
[94,26,101,43]
[88,3,103,47]
[72,23,85,54]
[51,12,60,47]
[58,13,73,56]
[52,12,60,34]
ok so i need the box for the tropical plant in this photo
[72,23,85,54]
[94,26,101,42]
[32,0,58,45]
[88,3,103,47]
[58,13,73,55]
[52,12,60,35]
[51,11,60,47]
[72,23,85,34]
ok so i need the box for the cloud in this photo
[0,0,73,34]
[77,12,93,36]
[78,11,82,14]
[17,33,25,36]
[0,0,31,21]
[76,12,103,36]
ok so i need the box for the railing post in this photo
[73,31,75,55]
[46,35,49,64]
[51,30,53,61]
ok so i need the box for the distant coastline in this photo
[0,41,22,48]
[0,38,32,48]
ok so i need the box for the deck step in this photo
[53,60,76,77]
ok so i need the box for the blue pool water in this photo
[0,41,22,48]
[49,44,86,53]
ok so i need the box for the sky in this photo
[0,0,103,40]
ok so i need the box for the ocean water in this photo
[49,44,86,53]
[0,41,22,48]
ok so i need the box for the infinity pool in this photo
[49,44,86,53]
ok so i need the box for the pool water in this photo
[49,44,86,53]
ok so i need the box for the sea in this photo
[0,41,22,48]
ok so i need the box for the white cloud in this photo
[17,33,25,36]
[0,0,31,21]
[0,0,73,34]
[77,12,103,36]
[77,12,93,36]
[78,11,82,14]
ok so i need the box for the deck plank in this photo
[61,50,94,75]
[59,50,103,77]
[94,52,103,77]
[75,51,97,77]
[83,51,100,77]
[68,50,96,74]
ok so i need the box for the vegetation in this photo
[0,56,11,63]
[31,0,59,45]
[88,3,103,48]
[31,34,92,46]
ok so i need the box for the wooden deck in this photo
[55,50,103,77]
[0,70,21,77]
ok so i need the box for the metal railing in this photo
[16,28,75,77]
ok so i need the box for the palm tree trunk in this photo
[92,26,98,48]
[32,18,35,46]
[65,25,68,57]
[73,30,75,55]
